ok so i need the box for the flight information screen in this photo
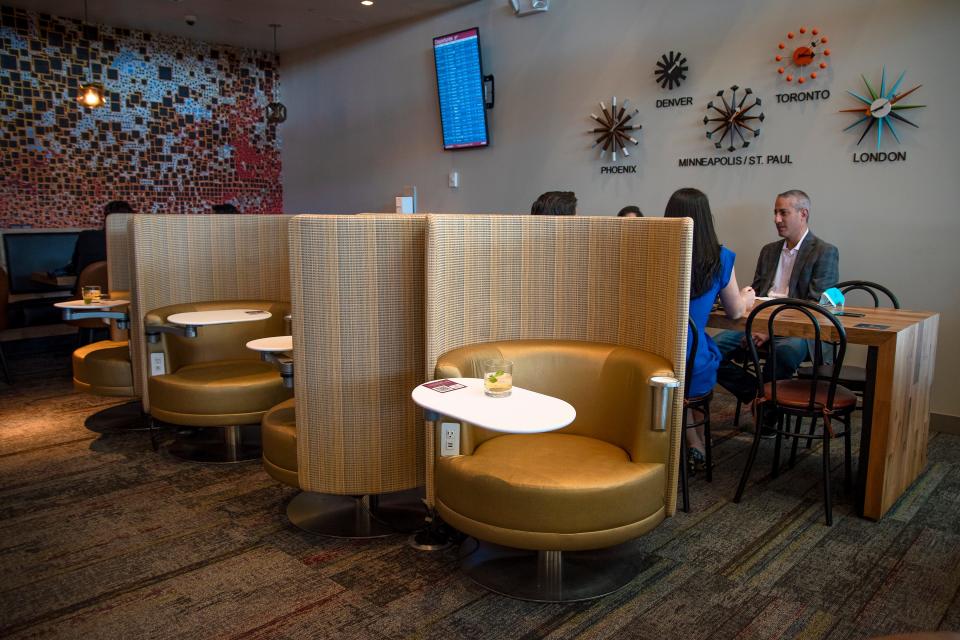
[433,28,489,150]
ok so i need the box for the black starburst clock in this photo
[655,51,688,90]
[703,85,765,152]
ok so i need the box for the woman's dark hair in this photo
[212,203,239,214]
[664,188,721,298]
[617,205,642,217]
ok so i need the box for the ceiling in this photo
[6,0,478,52]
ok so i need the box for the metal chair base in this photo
[166,424,260,463]
[459,540,642,602]
[84,400,149,433]
[287,490,427,539]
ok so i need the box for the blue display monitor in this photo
[3,231,79,294]
[433,27,489,150]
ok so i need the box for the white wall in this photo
[281,0,960,416]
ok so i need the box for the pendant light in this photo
[77,0,106,109]
[265,24,287,124]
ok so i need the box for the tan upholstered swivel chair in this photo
[73,339,134,397]
[433,339,679,601]
[72,288,133,398]
[145,300,292,462]
[262,398,297,488]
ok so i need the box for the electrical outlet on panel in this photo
[150,352,165,376]
[449,171,459,189]
[440,422,460,456]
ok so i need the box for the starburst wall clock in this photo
[588,96,641,162]
[775,25,830,84]
[655,51,688,90]
[703,86,764,152]
[841,67,924,150]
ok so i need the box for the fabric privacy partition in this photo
[129,214,292,410]
[288,214,427,496]
[423,215,693,515]
[105,213,133,296]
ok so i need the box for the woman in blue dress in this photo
[665,188,756,468]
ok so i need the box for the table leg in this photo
[859,316,938,520]
[855,347,878,517]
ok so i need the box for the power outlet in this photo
[150,352,165,376]
[440,422,460,456]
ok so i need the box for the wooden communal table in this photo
[709,305,939,520]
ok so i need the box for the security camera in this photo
[184,15,197,26]
[509,0,549,17]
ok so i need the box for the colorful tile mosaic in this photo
[0,6,283,227]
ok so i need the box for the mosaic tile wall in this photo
[0,5,282,228]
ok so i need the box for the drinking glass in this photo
[482,358,513,398]
[82,285,102,304]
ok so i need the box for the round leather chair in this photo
[70,289,142,430]
[433,339,678,601]
[145,300,293,462]
[262,398,297,487]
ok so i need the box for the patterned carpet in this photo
[1,336,958,639]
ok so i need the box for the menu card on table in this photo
[422,379,466,393]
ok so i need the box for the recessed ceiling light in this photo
[361,1,374,5]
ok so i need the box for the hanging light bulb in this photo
[78,82,106,108]
[266,24,287,124]
[76,0,106,109]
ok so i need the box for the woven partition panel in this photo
[424,215,692,514]
[290,215,426,495]
[130,214,292,409]
[105,213,133,293]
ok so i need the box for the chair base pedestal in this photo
[460,540,642,603]
[166,425,260,463]
[84,400,148,432]
[287,490,426,539]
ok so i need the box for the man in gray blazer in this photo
[716,189,839,387]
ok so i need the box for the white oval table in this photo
[411,377,575,434]
[246,336,292,353]
[54,298,131,328]
[168,308,272,327]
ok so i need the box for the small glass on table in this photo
[482,358,513,398]
[82,285,102,304]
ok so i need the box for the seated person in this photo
[55,200,133,277]
[530,191,577,216]
[715,189,839,401]
[665,188,754,464]
[617,205,643,217]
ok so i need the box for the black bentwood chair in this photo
[733,299,858,526]
[795,280,900,449]
[679,318,714,513]
[797,280,900,395]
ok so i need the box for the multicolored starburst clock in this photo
[588,96,641,162]
[655,51,688,90]
[703,86,764,152]
[841,68,924,150]
[776,26,829,84]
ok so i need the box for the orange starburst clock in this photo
[775,26,830,84]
